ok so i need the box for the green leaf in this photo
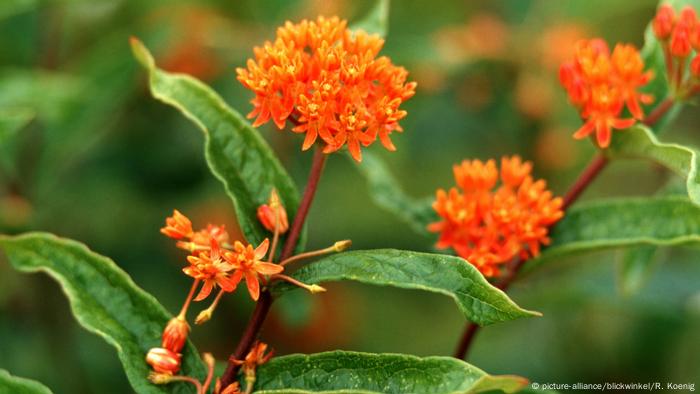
[0,0,38,20]
[0,369,52,394]
[606,125,700,205]
[274,249,540,326]
[130,38,302,250]
[618,245,659,296]
[0,233,207,394]
[253,351,528,394]
[0,107,33,145]
[527,196,700,270]
[355,152,436,236]
[350,0,390,37]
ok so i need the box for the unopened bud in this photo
[146,347,181,374]
[162,317,189,353]
[333,239,352,252]
[653,4,675,40]
[148,372,174,385]
[195,309,212,325]
[691,55,700,77]
[257,190,289,234]
[671,26,693,57]
[309,284,327,294]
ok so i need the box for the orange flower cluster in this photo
[161,210,284,302]
[237,16,416,161]
[653,5,700,95]
[559,39,653,148]
[429,156,564,278]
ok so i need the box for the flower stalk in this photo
[219,146,328,388]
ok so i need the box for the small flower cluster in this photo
[559,39,653,148]
[146,189,348,389]
[429,156,564,278]
[237,16,417,161]
[653,4,700,96]
[162,209,283,302]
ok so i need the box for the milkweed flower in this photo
[161,210,193,239]
[184,239,237,301]
[559,39,653,148]
[161,210,230,255]
[223,239,284,301]
[236,16,416,161]
[428,156,564,278]
[231,341,274,391]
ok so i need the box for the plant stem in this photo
[280,147,328,260]
[562,154,608,210]
[178,279,200,319]
[219,146,328,387]
[453,97,675,360]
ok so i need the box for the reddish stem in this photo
[453,97,676,360]
[219,146,327,387]
[562,154,609,210]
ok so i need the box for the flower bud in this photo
[161,210,193,239]
[195,308,212,325]
[146,347,181,374]
[691,54,700,77]
[148,372,174,385]
[653,4,675,40]
[257,190,289,234]
[333,240,352,252]
[670,25,693,57]
[162,317,189,353]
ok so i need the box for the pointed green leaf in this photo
[130,38,302,250]
[527,196,700,271]
[350,0,390,37]
[0,233,207,394]
[253,351,528,394]
[606,125,700,204]
[0,369,52,394]
[355,152,436,235]
[274,249,540,326]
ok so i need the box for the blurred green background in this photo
[1,0,699,392]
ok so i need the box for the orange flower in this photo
[429,156,564,278]
[219,382,242,394]
[559,39,653,148]
[223,239,283,301]
[178,224,230,255]
[231,341,274,377]
[184,239,237,301]
[237,16,416,161]
[161,210,193,239]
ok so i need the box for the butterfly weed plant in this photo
[1,1,700,393]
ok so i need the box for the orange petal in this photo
[572,120,595,140]
[255,262,284,275]
[194,281,214,301]
[254,238,270,260]
[244,271,260,301]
